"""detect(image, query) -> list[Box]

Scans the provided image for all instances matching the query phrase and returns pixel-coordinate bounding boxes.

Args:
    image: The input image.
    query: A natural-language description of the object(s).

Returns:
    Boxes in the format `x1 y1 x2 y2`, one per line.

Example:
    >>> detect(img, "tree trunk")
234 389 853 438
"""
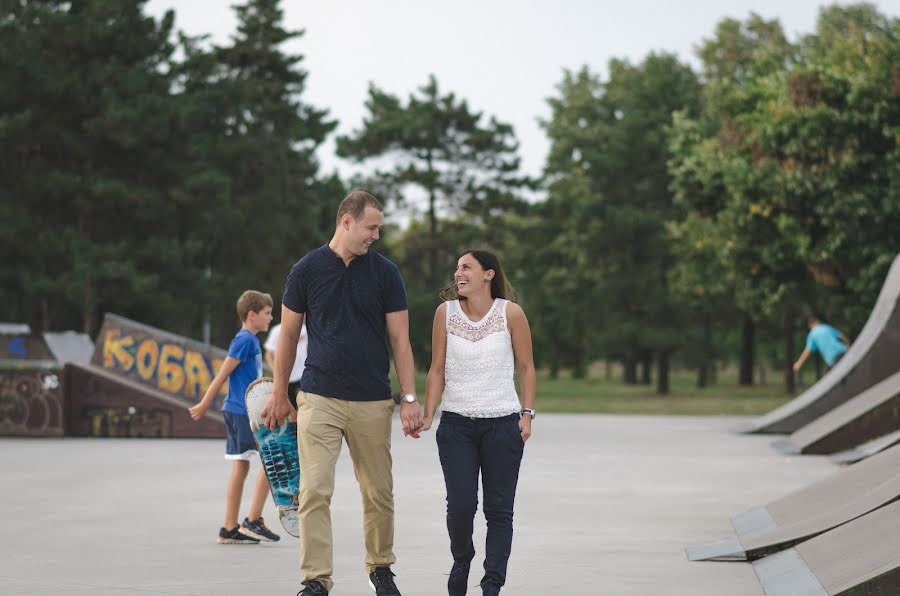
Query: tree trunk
739 312 755 386
572 348 587 379
623 353 638 384
784 306 796 393
657 350 671 395
640 350 653 385
697 312 712 388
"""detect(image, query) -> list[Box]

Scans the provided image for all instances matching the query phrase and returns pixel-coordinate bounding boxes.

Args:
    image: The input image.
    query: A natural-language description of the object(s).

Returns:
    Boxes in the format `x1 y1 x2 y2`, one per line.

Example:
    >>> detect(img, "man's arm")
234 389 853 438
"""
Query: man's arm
793 348 812 372
261 305 304 429
386 310 421 436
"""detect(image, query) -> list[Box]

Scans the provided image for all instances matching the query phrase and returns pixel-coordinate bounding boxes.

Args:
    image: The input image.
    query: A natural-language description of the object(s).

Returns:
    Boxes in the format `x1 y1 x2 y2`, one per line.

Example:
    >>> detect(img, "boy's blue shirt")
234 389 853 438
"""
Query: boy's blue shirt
221 329 262 416
805 323 847 367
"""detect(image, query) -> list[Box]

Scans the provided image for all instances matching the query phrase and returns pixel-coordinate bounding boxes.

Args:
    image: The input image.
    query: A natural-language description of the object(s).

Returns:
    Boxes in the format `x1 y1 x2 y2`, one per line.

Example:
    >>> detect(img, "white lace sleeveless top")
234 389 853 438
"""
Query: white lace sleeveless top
441 298 521 418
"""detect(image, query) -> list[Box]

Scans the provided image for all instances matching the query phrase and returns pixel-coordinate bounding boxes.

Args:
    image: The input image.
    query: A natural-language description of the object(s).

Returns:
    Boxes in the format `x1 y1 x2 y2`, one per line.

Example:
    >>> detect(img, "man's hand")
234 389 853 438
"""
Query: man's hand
400 401 422 438
261 391 296 430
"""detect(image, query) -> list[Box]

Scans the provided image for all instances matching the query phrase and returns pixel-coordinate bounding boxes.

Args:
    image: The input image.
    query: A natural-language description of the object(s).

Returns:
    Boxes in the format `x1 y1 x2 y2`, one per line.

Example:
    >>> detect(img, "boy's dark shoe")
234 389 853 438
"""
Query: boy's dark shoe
297 581 329 595
240 517 280 542
368 566 402 595
448 561 471 596
217 526 259 544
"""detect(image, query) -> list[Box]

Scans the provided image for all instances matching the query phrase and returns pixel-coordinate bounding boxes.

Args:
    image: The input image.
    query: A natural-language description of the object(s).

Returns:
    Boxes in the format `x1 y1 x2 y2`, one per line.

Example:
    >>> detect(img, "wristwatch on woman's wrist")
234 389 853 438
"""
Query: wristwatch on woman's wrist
401 393 418 405
521 408 536 418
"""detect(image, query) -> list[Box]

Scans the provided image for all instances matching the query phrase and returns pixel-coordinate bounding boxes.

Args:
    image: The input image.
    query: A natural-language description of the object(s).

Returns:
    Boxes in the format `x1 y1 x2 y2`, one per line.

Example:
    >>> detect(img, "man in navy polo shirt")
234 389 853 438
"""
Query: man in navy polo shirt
263 191 421 596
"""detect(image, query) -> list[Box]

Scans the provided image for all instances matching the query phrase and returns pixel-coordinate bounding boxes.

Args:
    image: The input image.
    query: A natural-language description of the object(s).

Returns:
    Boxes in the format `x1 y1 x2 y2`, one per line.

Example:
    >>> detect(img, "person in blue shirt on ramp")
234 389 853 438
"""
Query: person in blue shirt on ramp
793 314 851 372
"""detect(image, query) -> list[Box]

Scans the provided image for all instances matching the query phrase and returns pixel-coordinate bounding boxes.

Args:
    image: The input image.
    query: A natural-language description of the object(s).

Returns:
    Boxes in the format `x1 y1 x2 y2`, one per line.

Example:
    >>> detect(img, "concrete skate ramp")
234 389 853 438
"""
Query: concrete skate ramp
735 253 900 434
773 371 900 455
831 429 900 465
687 443 900 561
752 499 900 595
66 363 225 438
64 313 233 438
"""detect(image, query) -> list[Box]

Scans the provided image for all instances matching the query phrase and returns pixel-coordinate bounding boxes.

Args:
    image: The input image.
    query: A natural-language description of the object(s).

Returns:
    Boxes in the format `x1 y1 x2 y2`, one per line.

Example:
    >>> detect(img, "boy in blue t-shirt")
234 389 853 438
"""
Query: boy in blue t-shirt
189 290 276 544
793 314 851 372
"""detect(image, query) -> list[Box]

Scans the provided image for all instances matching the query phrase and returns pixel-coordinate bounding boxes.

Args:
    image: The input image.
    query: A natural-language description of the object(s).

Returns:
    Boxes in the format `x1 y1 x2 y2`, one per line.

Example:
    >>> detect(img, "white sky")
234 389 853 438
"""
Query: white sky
147 0 899 184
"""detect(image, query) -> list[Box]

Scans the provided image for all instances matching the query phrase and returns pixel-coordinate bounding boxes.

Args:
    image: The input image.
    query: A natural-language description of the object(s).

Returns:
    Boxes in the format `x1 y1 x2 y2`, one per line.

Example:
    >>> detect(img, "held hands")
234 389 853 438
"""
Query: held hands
400 401 423 439
261 392 296 430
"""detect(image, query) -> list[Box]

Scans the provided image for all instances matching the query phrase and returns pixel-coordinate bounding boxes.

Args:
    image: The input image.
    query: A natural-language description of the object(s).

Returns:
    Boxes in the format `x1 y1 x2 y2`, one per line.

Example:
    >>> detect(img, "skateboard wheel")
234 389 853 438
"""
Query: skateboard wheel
250 419 259 433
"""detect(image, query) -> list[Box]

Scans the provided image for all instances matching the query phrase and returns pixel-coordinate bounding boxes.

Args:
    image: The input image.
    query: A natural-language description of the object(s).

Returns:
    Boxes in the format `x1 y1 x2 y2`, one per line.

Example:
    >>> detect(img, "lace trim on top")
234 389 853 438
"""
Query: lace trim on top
447 300 505 342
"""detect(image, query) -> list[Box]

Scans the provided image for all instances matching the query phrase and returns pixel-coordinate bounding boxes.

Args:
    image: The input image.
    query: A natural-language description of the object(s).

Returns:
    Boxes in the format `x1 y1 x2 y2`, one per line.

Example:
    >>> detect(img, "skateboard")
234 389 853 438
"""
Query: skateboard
244 377 300 538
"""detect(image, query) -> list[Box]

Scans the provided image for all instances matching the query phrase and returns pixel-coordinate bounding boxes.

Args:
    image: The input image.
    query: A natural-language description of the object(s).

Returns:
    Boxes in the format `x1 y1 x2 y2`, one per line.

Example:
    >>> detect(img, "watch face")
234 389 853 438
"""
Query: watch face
402 394 416 403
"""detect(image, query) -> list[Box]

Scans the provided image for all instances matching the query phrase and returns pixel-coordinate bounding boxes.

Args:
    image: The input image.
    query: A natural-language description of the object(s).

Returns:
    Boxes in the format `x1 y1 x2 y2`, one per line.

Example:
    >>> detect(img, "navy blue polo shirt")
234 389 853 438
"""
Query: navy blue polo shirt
282 245 408 401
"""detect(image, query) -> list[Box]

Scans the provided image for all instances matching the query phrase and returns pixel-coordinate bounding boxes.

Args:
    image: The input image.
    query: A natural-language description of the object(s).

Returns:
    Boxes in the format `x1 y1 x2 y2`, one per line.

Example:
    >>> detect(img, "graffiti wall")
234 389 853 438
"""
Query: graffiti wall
91 314 230 406
0 367 65 437
66 363 225 438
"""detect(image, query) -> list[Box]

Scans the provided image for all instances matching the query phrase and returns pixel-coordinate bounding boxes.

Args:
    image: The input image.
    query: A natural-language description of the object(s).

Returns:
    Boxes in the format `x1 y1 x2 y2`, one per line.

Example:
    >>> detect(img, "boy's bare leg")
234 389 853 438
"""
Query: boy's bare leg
247 469 270 521
224 460 250 529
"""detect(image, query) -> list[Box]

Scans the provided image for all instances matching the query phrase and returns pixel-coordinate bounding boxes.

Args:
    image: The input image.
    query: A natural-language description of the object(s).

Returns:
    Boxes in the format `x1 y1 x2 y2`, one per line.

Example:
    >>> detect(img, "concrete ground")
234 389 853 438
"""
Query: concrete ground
0 414 836 595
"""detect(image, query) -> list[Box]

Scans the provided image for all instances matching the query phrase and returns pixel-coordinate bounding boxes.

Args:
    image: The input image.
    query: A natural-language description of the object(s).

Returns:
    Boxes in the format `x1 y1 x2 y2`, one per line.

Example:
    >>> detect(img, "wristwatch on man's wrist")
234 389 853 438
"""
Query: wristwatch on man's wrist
401 393 418 405
521 408 536 419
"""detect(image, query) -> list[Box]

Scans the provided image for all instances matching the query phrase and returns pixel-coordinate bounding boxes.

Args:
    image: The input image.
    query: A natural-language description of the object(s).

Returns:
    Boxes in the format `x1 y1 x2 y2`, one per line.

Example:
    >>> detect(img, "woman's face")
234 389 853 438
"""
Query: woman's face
455 253 492 298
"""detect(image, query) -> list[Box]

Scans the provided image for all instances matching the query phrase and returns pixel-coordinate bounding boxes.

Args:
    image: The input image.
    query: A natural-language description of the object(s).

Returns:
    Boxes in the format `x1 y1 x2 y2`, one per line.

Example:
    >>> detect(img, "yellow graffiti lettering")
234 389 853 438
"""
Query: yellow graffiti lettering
183 351 213 399
102 330 135 371
158 344 185 394
211 358 229 396
135 339 159 382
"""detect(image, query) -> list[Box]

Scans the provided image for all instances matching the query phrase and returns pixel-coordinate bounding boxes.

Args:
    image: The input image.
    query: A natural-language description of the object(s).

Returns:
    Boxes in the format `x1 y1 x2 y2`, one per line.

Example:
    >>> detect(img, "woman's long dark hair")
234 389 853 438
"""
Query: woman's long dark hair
440 249 516 302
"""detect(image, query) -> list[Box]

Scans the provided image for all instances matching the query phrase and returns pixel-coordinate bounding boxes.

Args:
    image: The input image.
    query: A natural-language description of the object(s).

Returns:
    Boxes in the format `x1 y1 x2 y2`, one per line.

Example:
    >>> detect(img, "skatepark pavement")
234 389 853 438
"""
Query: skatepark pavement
0 414 835 595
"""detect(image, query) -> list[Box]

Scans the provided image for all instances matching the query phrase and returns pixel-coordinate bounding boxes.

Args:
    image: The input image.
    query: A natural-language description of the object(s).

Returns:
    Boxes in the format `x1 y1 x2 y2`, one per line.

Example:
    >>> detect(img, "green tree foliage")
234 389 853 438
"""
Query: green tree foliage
0 0 188 334
539 56 701 391
668 5 900 391
175 0 336 344
336 75 527 290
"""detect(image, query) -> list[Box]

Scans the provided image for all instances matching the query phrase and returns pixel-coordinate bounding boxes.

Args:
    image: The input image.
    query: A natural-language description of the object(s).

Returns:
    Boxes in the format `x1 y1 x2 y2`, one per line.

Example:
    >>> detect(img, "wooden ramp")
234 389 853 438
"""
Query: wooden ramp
831 429 900 464
734 253 900 435
62 313 230 438
752 499 900 595
773 371 900 455
687 443 900 561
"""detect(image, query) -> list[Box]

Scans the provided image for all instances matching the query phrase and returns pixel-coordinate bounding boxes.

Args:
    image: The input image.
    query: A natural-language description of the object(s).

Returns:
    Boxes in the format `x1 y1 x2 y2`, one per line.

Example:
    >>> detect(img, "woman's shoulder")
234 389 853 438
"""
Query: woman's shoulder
503 300 526 320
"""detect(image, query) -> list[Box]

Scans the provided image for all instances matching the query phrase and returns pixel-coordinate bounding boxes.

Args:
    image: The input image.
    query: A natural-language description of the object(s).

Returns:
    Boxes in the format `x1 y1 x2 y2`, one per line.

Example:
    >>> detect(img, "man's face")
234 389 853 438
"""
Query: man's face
346 206 384 256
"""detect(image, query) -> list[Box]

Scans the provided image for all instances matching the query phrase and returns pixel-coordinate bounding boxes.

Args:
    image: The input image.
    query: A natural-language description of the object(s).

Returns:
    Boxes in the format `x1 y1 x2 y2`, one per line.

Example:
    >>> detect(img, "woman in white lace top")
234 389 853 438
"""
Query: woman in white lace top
418 249 536 596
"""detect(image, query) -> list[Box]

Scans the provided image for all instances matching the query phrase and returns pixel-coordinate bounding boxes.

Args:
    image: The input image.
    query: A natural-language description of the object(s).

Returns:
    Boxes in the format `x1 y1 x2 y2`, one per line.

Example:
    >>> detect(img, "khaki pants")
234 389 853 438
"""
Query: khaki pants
295 391 396 590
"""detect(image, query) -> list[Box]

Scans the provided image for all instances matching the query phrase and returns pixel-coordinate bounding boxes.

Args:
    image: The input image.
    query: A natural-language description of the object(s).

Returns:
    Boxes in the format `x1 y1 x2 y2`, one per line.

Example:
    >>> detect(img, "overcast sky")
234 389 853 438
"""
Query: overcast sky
146 0 899 183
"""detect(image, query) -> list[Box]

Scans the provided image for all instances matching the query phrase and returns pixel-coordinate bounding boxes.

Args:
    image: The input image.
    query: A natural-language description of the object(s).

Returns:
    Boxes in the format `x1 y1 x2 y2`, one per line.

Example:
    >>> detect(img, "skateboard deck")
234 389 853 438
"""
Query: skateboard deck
244 378 300 538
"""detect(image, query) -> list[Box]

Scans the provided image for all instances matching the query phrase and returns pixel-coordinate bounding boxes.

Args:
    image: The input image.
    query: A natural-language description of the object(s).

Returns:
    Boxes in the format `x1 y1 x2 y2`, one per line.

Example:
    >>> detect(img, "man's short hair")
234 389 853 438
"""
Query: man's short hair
336 191 383 226
237 290 273 322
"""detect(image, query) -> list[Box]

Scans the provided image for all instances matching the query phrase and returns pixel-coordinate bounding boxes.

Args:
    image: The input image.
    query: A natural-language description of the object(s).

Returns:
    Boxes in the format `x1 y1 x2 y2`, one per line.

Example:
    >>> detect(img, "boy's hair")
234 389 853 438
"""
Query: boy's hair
236 290 273 322
336 190 383 226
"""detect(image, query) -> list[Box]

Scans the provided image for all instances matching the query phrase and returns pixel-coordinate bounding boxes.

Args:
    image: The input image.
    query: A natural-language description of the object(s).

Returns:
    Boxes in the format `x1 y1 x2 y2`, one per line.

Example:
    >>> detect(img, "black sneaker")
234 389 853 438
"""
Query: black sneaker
368 566 401 595
240 517 280 542
297 581 329 595
217 526 259 544
448 561 470 596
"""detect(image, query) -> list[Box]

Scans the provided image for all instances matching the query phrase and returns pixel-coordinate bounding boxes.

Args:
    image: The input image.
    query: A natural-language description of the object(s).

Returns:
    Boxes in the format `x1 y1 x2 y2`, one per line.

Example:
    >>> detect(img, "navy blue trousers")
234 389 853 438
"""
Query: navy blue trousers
437 412 524 592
